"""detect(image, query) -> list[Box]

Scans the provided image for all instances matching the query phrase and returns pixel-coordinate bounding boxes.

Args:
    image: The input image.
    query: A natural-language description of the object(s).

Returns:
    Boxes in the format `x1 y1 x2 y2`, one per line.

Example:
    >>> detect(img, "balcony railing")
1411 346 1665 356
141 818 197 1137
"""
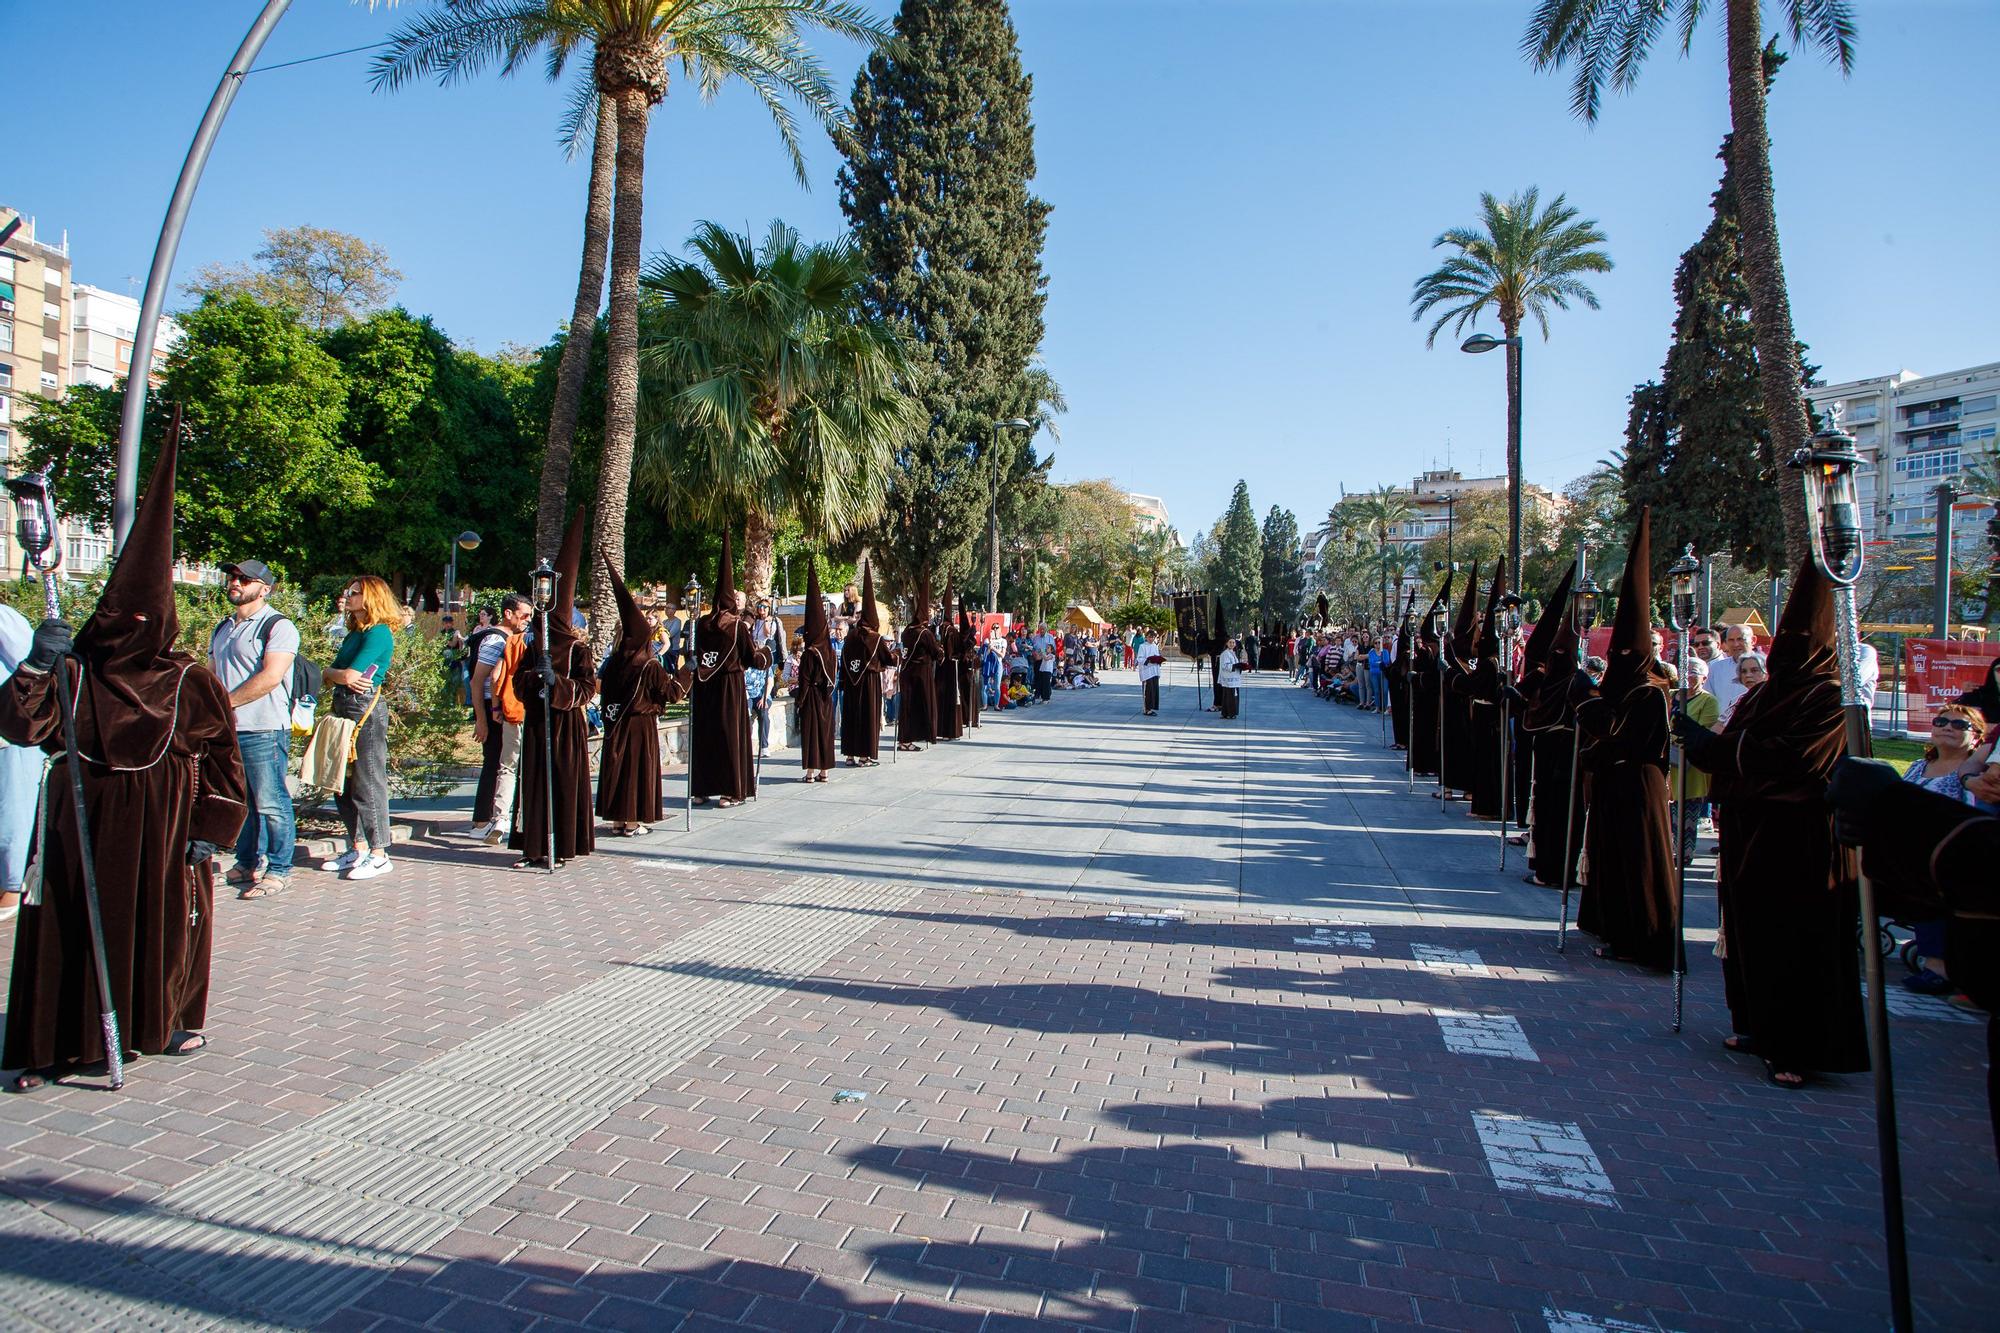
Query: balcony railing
1901 407 1961 430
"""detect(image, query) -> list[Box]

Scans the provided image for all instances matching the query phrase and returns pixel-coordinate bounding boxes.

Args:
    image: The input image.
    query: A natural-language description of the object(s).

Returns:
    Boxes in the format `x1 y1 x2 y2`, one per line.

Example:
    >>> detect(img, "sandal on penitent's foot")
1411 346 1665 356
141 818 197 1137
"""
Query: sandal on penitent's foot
163 1032 207 1057
6 1070 49 1094
1765 1064 1805 1090
1724 1035 1758 1055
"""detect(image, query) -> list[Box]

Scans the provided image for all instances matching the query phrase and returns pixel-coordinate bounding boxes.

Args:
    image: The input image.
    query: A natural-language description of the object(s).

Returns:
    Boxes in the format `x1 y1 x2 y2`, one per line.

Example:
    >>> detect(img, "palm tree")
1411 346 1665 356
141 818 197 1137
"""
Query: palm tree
634 220 920 597
371 4 612 560
1338 486 1419 623
1411 188 1611 586
376 0 894 634
1521 1 1856 570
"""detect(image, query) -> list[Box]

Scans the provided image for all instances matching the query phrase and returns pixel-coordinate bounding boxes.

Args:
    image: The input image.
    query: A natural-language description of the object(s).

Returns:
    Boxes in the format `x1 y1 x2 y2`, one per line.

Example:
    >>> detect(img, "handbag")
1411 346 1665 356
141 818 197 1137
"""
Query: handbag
299 684 381 794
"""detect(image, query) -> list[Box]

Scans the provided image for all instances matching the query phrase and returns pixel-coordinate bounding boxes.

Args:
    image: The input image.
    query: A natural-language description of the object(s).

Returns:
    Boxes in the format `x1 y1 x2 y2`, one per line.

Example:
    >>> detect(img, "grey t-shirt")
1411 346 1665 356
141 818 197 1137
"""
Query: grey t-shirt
210 607 301 734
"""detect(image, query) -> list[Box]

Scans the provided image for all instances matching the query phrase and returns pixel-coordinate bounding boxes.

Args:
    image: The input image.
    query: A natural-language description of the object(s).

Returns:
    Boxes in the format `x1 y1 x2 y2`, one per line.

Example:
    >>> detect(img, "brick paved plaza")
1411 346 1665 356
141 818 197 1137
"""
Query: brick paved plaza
1 669 1994 1331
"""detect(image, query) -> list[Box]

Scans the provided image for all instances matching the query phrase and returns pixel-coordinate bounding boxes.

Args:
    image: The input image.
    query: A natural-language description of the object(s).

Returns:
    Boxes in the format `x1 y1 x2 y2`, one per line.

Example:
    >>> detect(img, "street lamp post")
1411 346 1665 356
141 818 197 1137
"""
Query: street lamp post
444 529 482 634
990 418 1035 613
1665 544 1701 1033
1556 565 1600 953
1791 416 1911 1333
1461 333 1525 584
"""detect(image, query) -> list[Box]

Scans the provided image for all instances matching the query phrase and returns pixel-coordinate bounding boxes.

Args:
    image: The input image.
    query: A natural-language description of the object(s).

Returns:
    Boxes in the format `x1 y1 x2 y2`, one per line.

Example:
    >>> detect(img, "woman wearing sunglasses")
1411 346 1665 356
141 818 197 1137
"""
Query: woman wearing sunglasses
1897 702 1989 996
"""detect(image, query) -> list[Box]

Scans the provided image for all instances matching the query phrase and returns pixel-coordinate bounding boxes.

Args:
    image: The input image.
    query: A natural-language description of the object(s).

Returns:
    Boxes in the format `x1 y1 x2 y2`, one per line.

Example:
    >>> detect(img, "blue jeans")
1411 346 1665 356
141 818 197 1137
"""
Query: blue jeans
234 728 297 877
1369 668 1387 705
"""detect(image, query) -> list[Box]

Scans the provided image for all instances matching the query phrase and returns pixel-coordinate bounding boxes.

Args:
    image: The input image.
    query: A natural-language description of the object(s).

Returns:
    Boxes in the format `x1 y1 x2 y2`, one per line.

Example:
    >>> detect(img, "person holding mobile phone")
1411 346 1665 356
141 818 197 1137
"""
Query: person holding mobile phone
320 576 399 881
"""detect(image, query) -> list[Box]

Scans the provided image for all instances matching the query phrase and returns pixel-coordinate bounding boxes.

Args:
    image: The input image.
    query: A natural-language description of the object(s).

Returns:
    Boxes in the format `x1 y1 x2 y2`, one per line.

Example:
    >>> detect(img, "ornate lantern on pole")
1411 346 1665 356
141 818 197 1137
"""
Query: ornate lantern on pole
1792 410 1911 1333
1665 543 1702 1031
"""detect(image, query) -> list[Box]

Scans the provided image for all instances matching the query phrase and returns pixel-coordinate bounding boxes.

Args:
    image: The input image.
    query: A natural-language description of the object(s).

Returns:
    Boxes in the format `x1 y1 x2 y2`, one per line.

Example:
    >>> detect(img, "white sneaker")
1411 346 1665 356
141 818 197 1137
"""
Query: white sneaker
320 848 362 873
345 852 392 881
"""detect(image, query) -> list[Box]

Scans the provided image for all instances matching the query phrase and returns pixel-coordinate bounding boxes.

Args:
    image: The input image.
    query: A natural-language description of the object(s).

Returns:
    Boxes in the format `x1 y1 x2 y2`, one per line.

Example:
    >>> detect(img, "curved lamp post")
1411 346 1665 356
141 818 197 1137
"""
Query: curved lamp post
444 530 482 632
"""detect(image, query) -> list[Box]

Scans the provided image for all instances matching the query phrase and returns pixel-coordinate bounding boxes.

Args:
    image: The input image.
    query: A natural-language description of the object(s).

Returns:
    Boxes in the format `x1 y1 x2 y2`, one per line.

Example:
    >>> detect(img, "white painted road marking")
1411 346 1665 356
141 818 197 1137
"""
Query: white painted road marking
1434 1009 1539 1061
1544 1310 1658 1333
1879 983 1982 1025
1413 943 1490 976
1473 1112 1616 1207
1294 928 1376 950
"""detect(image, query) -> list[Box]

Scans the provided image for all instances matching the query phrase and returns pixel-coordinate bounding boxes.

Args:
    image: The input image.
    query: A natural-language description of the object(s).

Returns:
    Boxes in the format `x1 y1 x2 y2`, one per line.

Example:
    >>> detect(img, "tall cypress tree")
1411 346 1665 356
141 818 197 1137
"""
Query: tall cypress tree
1622 44 1807 578
838 0 1051 609
1258 505 1304 631
1214 482 1264 629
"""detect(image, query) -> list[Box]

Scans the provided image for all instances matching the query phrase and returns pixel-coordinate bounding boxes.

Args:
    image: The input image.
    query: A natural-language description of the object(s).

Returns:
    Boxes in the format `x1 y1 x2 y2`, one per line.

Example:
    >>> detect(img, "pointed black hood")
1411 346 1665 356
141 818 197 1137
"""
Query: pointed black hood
1521 562 1576 677
1450 560 1480 660
549 506 587 642
1600 507 1656 698
1475 557 1507 658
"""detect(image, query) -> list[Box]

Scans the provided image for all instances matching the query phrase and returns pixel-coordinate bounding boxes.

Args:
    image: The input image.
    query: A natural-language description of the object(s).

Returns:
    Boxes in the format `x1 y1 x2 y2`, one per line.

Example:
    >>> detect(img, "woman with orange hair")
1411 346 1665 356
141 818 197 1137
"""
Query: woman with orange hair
320 575 399 882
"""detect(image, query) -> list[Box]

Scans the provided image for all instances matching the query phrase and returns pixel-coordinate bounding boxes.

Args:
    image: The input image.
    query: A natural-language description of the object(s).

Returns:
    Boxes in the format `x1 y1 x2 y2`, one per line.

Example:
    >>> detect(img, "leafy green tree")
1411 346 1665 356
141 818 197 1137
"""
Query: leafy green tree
13 382 129 525
319 309 538 598
1411 187 1611 576
378 0 893 648
183 224 403 331
1620 44 1805 580
1258 506 1305 630
634 220 918 598
839 0 1053 611
1333 486 1418 623
1522 0 1857 570
1212 481 1263 629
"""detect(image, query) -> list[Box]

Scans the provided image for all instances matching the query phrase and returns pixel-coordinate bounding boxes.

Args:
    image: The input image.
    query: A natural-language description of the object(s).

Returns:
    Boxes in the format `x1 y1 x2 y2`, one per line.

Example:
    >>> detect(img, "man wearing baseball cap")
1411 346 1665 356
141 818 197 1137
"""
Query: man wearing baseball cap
211 559 300 898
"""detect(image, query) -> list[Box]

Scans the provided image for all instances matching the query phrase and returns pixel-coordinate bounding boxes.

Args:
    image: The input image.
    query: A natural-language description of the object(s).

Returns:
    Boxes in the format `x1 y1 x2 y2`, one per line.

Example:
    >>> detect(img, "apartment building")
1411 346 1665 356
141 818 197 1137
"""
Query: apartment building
0 207 73 578
71 284 178 389
1806 361 1999 555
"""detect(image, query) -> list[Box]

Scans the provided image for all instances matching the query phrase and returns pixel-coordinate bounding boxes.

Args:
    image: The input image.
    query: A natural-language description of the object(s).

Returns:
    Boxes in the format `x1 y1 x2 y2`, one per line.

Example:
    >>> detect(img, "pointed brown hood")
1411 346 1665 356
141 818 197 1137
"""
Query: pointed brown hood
599 555 655 709
1450 560 1480 660
1419 571 1453 646
1475 557 1507 658
803 560 829 648
711 529 737 617
1727 557 1836 737
1520 562 1576 676
939 579 954 629
1600 507 1656 698
550 506 587 642
859 561 879 631
76 411 188 769
1316 593 1330 627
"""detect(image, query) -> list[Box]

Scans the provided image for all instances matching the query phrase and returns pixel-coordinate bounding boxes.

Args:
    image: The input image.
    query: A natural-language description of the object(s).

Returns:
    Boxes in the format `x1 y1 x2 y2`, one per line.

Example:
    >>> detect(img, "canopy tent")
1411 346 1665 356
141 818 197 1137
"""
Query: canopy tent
1062 604 1107 633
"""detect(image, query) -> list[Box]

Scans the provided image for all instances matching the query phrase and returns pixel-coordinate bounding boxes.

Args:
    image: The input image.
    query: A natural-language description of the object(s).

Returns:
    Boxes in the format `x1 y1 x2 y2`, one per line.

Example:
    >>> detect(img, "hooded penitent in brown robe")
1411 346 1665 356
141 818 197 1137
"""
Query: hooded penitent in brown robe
1681 560 1868 1078
1439 561 1481 796
958 605 981 730
795 561 836 776
513 507 597 865
897 588 943 748
596 557 688 827
2 429 248 1076
1410 574 1451 780
1519 564 1582 888
1388 598 1415 750
1574 508 1677 968
935 584 963 741
689 534 768 803
1455 560 1507 820
840 563 894 762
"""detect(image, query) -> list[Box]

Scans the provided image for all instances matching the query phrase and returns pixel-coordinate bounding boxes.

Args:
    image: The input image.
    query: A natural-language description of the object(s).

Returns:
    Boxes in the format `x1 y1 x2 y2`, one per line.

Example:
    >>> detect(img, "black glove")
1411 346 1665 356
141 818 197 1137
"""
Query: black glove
1826 756 1901 848
24 618 73 674
1500 683 1526 708
1673 713 1723 767
187 840 219 867
536 662 559 693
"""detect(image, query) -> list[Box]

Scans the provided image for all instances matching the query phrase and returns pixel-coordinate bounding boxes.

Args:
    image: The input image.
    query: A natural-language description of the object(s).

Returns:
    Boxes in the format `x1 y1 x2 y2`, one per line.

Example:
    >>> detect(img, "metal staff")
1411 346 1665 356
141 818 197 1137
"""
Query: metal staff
6 471 124 1089
1399 589 1419 792
1498 595 1521 871
1666 545 1701 1032
1557 560 1600 953
683 575 700 827
1792 418 1911 1333
529 558 558 874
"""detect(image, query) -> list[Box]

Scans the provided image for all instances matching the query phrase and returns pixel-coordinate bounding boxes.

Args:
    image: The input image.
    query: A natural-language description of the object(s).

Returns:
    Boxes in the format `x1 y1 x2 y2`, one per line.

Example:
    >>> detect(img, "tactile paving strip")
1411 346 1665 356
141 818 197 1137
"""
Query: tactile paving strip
85 874 920 1327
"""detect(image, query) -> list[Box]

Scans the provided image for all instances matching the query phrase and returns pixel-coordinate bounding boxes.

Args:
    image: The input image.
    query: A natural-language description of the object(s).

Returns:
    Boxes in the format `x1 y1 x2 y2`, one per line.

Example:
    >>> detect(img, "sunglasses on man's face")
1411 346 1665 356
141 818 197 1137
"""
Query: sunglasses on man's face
1933 716 1974 732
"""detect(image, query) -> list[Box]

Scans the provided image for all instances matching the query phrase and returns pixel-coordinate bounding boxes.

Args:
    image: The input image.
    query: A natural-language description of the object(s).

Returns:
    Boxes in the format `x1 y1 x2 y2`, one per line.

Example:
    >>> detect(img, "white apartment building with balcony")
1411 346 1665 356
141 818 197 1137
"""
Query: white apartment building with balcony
71 284 179 389
1806 361 1999 555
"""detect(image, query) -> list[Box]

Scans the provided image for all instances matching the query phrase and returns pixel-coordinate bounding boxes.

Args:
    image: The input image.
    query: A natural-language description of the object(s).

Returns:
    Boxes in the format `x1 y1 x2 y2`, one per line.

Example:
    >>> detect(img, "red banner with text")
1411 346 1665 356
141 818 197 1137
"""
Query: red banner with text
1903 638 2000 715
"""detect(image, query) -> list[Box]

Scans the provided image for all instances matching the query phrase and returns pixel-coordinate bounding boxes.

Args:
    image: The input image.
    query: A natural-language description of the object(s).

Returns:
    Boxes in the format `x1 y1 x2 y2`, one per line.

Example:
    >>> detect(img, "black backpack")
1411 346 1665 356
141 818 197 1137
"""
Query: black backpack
215 614 322 711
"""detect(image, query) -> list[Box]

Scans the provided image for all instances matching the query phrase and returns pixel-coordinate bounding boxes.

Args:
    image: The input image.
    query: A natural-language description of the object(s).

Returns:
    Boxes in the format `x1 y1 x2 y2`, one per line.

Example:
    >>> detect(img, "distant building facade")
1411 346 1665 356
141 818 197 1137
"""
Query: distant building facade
1806 362 1999 559
71 284 179 389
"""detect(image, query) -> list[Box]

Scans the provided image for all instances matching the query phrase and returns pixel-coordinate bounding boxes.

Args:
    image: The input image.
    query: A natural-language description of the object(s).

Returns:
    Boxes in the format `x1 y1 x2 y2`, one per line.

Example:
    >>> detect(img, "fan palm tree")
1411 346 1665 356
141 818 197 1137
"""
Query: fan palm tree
1337 486 1419 623
1411 188 1611 589
635 220 920 597
375 0 894 635
1520 1 1857 570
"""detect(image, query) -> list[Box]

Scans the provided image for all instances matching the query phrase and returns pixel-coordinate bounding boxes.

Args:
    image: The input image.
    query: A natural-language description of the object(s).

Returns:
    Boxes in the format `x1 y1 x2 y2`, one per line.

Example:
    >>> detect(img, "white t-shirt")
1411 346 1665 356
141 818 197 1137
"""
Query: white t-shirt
1708 654 1745 717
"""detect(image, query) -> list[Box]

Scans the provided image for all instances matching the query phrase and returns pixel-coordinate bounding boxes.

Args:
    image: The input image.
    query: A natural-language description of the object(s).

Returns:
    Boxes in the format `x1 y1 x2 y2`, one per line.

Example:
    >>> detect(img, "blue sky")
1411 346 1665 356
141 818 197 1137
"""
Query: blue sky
11 1 1996 542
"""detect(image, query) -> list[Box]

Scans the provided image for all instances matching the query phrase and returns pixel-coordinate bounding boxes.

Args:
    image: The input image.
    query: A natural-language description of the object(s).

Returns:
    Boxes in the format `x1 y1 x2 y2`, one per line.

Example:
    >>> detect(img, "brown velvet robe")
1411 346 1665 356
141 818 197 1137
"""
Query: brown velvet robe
1574 671 1678 968
1 659 247 1069
512 631 597 862
958 614 981 731
596 660 686 825
796 643 836 772
690 612 767 801
935 623 963 741
1409 639 1442 778
840 629 894 760
897 626 943 746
